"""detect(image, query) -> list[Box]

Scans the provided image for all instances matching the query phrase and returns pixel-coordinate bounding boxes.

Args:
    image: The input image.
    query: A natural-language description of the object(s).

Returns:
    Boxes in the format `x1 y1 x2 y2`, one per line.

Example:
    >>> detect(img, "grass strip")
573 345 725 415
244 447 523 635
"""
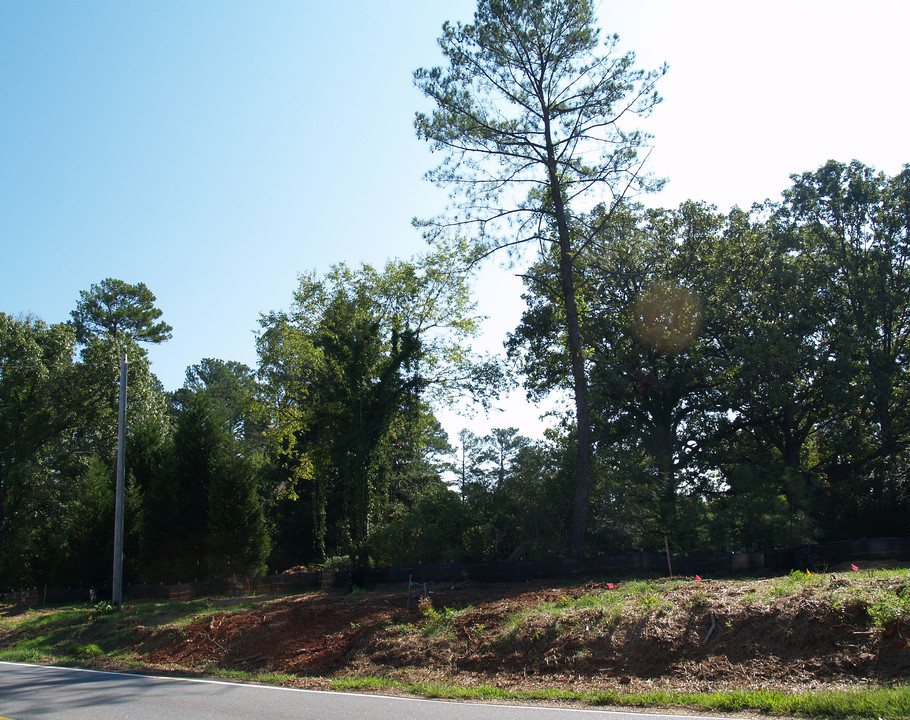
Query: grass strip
206 667 298 685
331 676 910 719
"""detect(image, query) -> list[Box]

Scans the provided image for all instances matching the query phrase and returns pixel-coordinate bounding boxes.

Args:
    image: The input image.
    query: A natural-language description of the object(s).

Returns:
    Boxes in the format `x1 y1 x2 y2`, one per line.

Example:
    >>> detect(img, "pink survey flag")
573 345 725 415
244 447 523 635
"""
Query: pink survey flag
851 563 859 571
606 583 615 589
695 575 702 582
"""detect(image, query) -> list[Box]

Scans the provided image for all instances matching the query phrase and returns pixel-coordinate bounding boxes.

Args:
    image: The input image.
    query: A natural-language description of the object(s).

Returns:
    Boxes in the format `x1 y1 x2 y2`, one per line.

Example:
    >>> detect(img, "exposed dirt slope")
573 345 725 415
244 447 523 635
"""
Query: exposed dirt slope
140 568 910 695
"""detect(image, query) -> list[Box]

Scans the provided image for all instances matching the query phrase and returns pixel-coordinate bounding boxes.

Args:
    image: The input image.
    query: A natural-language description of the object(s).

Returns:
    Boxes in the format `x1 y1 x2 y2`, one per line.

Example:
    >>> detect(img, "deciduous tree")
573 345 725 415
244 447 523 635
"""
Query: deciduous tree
0 314 79 581
257 247 490 562
780 160 910 536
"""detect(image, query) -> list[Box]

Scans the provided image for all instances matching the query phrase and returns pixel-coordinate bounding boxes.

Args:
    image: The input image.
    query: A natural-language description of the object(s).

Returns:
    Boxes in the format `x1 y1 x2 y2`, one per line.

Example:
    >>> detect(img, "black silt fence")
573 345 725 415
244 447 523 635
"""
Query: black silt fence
4 537 908 606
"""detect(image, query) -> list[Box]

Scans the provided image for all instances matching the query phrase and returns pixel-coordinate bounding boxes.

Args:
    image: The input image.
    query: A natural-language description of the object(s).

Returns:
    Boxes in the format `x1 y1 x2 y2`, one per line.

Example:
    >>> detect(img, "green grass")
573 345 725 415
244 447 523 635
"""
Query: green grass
206 667 297 685
420 605 466 637
330 675 391 691
62 642 104 659
764 568 823 599
863 567 910 581
0 606 104 665
331 676 910 718
0 595 276 667
634 589 672 614
686 588 711 609
0 647 45 664
499 577 682 643
802 568 910 631
736 568 910 630
868 590 910 628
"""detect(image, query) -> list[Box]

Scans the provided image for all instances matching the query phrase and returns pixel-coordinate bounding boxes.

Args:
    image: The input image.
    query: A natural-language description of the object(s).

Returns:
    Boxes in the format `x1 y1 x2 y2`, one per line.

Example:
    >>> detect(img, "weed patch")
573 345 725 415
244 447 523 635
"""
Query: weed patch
62 642 104 660
420 605 466 637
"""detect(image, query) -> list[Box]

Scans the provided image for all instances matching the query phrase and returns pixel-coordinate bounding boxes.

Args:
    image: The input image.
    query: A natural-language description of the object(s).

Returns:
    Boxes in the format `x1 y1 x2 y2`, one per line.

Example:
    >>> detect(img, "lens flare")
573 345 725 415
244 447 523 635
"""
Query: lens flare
633 283 703 353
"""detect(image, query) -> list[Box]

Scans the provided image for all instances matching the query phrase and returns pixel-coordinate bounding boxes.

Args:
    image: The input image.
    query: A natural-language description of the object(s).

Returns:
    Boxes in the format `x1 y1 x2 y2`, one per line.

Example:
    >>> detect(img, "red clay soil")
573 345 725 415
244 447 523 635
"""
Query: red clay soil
141 571 910 695
147 591 398 677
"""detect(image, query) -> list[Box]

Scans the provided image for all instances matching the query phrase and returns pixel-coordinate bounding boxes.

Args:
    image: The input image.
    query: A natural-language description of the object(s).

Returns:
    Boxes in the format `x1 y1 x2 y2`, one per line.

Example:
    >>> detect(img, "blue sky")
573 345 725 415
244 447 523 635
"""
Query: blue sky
3 1 909 441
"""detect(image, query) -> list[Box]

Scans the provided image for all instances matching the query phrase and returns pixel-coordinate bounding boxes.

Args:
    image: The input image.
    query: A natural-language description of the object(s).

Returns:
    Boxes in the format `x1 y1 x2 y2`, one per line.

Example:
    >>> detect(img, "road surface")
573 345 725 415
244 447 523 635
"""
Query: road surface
0 662 732 720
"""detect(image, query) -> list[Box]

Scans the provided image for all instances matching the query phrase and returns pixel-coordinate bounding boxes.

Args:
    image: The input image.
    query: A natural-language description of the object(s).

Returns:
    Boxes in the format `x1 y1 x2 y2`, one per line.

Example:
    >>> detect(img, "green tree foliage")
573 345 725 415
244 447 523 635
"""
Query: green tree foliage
415 0 665 555
5 159 910 588
508 202 728 550
76 336 170 460
257 248 487 564
169 359 271 577
483 428 530 489
510 161 910 552
70 278 172 345
779 160 910 536
68 279 172 465
205 432 270 579
458 428 572 560
140 391 269 582
702 207 836 545
258 268 421 561
456 428 487 496
1 290 176 588
61 454 141 587
456 426 531 494
370 480 466 566
359 412 457 568
0 314 81 584
177 358 263 444
67 278 172 528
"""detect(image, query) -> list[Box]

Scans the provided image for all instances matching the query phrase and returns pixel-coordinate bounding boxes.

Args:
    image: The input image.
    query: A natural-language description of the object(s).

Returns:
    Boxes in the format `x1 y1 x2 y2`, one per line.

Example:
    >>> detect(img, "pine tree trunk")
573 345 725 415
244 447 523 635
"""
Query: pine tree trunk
547 157 592 558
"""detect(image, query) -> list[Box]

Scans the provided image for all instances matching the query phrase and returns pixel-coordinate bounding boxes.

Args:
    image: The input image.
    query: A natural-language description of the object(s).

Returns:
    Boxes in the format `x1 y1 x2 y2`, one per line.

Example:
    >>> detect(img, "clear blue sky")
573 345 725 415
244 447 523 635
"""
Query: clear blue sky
3 1 909 440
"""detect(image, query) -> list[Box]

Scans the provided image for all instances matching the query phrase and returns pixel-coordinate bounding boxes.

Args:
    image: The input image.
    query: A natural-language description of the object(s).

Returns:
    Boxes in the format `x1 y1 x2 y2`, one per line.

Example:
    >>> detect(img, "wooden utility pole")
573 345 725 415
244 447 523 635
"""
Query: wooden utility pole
112 353 127 609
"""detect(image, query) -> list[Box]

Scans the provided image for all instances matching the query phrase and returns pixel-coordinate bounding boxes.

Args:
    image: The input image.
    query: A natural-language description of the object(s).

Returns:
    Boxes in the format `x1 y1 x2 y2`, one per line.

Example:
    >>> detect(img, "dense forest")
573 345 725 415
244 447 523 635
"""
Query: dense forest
2 0 909 589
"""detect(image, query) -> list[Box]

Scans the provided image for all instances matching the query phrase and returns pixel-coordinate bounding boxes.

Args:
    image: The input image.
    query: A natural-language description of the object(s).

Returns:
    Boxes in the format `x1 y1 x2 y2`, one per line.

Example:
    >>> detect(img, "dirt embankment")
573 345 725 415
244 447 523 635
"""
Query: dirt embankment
139 570 910 695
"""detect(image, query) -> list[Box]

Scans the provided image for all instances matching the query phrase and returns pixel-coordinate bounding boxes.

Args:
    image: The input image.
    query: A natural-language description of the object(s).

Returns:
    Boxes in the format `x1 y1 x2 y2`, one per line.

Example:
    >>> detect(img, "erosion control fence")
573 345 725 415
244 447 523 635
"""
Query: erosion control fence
3 536 908 606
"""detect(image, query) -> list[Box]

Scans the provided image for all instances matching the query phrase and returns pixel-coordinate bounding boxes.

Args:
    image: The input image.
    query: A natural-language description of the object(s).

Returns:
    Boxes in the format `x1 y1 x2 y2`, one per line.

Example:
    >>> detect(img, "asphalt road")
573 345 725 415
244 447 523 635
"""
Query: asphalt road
0 662 730 720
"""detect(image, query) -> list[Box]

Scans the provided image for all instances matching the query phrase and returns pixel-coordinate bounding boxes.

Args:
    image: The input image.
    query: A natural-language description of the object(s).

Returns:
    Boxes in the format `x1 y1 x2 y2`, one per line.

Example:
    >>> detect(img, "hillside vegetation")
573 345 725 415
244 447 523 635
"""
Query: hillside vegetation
2 566 909 717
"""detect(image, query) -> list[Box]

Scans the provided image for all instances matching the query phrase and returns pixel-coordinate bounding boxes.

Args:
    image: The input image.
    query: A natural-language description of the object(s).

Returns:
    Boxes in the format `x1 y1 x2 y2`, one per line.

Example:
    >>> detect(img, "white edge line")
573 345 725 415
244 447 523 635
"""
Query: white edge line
0 661 732 720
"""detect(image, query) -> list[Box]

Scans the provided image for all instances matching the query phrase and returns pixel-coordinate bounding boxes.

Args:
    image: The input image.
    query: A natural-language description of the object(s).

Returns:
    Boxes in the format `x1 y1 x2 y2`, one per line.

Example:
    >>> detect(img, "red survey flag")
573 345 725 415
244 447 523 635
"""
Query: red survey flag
851 563 859 571
695 575 702 582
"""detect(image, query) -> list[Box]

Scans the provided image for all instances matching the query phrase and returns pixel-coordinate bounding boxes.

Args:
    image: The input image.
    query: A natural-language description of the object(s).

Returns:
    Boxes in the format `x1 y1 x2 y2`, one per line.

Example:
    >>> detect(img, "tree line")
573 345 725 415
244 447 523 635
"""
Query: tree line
3 157 907 589
2 0 908 589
